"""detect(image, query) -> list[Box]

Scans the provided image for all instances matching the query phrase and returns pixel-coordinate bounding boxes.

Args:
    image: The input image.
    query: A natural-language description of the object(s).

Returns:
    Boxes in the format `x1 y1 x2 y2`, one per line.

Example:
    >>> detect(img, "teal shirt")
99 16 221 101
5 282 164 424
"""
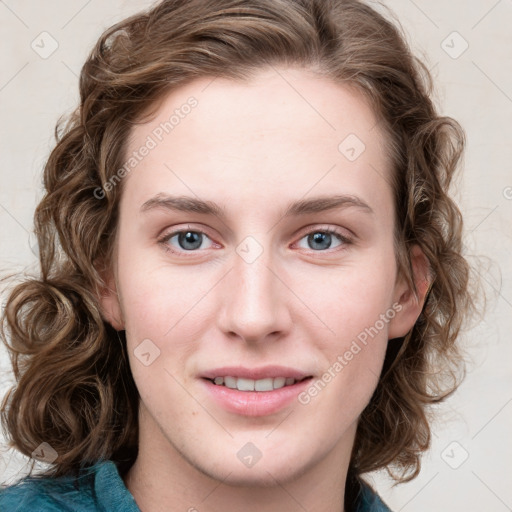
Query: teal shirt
0 460 392 511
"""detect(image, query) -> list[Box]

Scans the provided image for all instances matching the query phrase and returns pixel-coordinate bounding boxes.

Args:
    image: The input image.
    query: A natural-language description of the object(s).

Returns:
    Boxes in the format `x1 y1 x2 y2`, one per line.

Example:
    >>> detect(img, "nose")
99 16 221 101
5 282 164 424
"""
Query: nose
216 241 292 344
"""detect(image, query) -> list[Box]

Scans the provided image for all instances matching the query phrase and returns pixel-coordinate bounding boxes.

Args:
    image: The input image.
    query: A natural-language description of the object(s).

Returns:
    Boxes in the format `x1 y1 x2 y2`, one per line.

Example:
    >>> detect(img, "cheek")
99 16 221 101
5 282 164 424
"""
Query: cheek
116 256 210 394
301 260 397 341
299 279 392 424
296 257 396 408
117 252 204 335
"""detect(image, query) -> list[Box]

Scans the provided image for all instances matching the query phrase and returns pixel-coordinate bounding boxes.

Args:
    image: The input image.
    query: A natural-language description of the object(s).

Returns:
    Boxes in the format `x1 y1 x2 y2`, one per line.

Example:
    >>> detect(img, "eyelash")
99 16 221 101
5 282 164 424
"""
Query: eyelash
157 225 353 257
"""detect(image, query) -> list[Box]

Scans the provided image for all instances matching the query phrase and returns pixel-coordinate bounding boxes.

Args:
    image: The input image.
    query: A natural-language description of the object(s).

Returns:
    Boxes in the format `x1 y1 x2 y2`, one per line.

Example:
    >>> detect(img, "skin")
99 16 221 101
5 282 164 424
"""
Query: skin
100 66 430 512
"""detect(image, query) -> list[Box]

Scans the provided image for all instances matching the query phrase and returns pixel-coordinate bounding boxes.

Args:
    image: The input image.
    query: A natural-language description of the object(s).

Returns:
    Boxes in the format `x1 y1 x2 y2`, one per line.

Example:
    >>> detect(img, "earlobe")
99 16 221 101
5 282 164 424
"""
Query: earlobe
388 245 432 339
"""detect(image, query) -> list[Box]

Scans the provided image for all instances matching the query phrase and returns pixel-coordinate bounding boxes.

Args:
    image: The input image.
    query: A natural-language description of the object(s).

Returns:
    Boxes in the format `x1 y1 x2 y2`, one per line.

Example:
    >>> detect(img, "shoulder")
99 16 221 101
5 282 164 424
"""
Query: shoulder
0 472 94 512
356 480 394 512
0 460 140 512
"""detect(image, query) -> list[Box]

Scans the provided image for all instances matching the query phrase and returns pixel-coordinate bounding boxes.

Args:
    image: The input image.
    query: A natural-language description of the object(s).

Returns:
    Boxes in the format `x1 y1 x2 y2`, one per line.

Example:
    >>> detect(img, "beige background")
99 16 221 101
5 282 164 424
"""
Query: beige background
1 0 511 510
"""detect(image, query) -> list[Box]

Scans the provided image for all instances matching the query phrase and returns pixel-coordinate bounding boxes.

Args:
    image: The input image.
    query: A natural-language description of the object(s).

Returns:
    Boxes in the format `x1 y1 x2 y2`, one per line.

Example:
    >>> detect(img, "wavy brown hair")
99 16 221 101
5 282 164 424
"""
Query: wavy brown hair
1 0 474 486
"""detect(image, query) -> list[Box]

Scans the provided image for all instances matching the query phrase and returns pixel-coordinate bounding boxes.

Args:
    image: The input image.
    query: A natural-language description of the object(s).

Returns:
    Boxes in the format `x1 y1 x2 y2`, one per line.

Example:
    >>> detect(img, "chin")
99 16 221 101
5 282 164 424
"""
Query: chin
184 443 320 488
210 463 301 488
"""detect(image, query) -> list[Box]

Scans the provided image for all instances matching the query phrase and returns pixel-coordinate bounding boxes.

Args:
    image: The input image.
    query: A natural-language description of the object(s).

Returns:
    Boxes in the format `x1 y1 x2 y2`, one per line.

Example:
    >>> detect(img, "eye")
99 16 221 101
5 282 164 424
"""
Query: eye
158 225 353 257
159 227 215 254
295 227 352 252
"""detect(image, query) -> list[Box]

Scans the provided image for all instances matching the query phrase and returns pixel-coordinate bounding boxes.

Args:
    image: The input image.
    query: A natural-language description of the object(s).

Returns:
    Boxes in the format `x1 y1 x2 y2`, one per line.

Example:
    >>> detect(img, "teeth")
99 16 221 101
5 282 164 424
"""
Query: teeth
255 378 273 391
273 377 286 389
224 376 237 389
212 376 298 391
237 378 254 391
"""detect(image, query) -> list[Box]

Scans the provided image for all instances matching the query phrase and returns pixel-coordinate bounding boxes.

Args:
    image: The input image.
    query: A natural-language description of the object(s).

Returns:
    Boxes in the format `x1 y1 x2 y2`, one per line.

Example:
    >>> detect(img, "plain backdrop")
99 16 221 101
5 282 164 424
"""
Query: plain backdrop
0 1 511 510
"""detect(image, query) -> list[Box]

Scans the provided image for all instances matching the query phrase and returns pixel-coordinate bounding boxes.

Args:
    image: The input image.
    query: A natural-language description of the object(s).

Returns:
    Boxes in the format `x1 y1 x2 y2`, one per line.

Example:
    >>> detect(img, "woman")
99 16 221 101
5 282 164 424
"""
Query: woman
0 0 473 510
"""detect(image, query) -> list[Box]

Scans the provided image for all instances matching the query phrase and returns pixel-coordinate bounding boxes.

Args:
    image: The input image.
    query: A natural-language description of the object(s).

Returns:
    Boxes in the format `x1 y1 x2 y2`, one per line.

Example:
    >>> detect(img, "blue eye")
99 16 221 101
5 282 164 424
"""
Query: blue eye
158 226 352 257
162 230 214 253
296 229 350 251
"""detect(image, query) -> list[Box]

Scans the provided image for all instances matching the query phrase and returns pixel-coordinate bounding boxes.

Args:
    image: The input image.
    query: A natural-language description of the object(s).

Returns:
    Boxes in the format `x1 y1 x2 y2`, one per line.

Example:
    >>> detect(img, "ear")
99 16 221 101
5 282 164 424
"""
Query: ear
96 262 125 331
388 245 432 339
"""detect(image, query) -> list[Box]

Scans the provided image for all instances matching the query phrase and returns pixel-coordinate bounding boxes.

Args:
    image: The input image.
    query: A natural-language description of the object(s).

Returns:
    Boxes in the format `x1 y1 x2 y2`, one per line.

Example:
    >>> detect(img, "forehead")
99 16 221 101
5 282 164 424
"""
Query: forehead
121 66 393 218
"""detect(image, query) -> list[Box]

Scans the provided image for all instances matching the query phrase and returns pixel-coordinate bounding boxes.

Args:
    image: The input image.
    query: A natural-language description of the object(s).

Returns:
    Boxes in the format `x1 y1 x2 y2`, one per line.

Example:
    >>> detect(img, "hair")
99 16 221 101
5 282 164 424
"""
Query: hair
1 0 474 491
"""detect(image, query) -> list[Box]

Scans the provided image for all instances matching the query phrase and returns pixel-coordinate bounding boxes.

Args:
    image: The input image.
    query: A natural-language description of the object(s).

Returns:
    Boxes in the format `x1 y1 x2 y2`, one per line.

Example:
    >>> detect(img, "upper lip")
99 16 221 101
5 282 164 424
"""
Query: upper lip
201 365 311 381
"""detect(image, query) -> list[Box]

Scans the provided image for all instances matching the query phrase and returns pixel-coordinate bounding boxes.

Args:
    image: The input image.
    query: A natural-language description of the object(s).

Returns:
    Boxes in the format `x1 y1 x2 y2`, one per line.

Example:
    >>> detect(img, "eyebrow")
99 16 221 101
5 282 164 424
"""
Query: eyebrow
140 193 374 219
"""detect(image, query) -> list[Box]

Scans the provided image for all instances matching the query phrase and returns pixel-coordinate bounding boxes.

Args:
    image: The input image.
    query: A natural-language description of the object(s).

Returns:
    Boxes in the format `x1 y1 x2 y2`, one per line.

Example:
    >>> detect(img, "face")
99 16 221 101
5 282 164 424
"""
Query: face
101 66 424 486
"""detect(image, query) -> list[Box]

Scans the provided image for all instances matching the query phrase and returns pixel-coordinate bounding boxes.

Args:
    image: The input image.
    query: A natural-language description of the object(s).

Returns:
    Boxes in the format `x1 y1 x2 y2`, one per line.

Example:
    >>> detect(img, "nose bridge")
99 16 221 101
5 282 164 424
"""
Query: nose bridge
218 236 289 342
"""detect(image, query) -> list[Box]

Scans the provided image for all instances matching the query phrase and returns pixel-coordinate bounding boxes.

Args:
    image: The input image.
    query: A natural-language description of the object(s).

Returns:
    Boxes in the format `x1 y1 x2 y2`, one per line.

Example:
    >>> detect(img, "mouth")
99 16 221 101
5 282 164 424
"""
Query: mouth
200 366 314 416
205 375 311 392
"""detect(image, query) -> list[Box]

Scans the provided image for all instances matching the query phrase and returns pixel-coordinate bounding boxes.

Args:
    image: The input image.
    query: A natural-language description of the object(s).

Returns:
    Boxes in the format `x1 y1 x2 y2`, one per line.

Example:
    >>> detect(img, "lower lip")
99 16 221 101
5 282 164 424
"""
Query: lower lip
201 378 313 417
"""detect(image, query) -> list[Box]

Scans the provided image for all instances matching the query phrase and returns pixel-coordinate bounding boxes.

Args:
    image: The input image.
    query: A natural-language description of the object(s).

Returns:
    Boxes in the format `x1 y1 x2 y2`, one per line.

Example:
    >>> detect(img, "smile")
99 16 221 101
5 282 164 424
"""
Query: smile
200 366 314 416
208 376 305 391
